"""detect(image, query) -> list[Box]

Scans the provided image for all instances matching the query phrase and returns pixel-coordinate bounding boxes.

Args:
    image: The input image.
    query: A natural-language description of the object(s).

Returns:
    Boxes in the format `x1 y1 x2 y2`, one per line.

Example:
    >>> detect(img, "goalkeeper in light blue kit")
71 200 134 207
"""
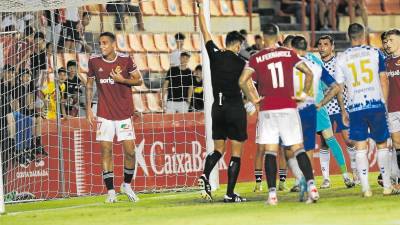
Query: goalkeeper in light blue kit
335 23 400 197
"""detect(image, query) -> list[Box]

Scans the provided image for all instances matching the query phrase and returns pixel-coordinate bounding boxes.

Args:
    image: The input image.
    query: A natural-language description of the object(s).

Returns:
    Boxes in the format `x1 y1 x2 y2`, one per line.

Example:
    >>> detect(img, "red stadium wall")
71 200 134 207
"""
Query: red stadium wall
5 113 379 199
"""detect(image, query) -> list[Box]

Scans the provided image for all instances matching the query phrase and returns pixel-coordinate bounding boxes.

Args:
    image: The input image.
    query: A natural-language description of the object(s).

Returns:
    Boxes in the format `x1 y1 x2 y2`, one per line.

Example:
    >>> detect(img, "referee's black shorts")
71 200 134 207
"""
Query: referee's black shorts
211 100 247 142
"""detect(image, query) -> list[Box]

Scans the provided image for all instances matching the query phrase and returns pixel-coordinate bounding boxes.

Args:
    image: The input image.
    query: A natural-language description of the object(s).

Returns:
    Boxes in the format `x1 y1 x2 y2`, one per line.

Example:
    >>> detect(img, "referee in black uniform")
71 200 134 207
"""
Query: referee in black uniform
196 0 249 203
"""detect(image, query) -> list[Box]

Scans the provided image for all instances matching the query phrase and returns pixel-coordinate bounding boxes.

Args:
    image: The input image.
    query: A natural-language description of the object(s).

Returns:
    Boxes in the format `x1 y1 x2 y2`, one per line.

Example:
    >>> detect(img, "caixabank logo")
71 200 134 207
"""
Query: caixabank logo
133 139 228 178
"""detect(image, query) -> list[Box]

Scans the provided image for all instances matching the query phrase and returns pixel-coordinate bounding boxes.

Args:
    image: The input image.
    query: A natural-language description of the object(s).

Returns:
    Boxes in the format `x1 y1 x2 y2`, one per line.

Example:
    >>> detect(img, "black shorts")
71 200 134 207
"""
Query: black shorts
212 101 247 142
62 20 80 41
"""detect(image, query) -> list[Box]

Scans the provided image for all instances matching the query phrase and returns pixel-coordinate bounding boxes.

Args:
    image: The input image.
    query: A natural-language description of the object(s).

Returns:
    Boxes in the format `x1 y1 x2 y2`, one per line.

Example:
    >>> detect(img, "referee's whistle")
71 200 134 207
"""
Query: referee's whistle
219 92 222 106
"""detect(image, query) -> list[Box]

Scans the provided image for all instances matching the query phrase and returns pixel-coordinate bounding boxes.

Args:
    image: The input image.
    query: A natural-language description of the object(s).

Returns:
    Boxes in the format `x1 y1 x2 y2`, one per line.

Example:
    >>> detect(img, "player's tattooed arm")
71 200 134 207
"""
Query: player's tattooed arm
196 0 212 43
316 83 340 110
239 68 261 105
336 84 346 113
380 72 389 105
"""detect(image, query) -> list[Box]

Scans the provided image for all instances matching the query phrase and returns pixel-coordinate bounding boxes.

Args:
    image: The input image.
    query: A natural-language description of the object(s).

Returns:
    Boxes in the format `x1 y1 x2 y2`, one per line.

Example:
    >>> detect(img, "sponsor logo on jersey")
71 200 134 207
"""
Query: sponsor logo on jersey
99 77 115 84
99 68 103 72
388 70 400 77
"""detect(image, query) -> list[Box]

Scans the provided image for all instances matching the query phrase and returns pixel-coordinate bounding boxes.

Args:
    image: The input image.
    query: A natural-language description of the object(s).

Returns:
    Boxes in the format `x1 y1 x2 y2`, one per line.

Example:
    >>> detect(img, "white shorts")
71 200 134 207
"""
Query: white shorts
166 101 189 113
256 108 303 146
388 111 400 133
96 117 135 142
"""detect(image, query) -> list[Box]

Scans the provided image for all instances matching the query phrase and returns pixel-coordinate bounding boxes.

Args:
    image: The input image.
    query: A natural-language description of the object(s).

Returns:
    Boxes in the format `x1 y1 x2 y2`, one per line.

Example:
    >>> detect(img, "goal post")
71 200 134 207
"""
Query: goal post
0 0 224 213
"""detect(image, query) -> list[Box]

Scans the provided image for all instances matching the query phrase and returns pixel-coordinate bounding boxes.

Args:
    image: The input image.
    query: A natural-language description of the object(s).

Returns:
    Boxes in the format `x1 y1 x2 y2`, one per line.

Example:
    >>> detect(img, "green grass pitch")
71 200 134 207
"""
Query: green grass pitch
1 172 399 225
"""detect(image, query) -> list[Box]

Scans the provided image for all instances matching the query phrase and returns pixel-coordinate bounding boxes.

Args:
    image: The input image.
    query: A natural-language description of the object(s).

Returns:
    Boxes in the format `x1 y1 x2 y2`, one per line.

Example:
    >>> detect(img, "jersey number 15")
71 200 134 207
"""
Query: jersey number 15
347 59 373 87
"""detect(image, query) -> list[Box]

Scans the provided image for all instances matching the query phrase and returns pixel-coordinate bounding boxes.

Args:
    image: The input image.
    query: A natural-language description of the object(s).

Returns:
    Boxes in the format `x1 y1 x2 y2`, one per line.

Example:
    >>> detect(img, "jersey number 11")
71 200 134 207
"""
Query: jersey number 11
267 62 284 88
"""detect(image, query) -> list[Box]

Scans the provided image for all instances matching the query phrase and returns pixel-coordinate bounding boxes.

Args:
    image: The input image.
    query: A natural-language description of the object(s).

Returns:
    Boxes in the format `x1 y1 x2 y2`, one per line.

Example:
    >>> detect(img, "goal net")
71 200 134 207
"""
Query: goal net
0 0 225 207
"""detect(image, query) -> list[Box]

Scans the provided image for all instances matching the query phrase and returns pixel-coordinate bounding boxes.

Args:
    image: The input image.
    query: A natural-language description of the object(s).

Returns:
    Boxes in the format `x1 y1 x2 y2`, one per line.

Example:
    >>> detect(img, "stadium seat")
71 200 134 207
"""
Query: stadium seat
232 0 247 16
132 93 149 113
383 0 400 14
160 53 171 71
192 33 201 51
166 0 182 15
188 53 201 70
147 53 163 72
154 33 170 52
210 0 222 16
183 33 195 51
64 53 77 68
180 0 198 16
213 34 224 49
140 0 156 15
369 32 382 49
132 53 148 71
167 33 177 51
365 0 384 14
141 33 158 52
154 0 169 15
78 53 89 73
116 33 132 52
128 33 145 52
146 92 163 112
219 0 234 16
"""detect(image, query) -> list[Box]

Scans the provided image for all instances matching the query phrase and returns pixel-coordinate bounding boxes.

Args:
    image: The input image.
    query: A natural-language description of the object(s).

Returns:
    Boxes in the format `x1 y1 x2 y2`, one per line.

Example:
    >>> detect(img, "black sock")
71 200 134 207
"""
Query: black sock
203 150 222 179
103 171 114 190
279 169 287 182
124 167 135 184
296 150 314 181
255 169 263 183
227 157 241 196
264 153 277 190
396 150 400 169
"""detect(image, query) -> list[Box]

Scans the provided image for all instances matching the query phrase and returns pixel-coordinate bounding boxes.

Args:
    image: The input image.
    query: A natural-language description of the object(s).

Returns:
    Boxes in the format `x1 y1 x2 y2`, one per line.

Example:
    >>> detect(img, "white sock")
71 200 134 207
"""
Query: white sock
288 157 304 181
342 172 350 180
108 189 116 194
377 148 391 189
391 149 400 178
347 146 357 174
319 148 330 180
355 150 370 192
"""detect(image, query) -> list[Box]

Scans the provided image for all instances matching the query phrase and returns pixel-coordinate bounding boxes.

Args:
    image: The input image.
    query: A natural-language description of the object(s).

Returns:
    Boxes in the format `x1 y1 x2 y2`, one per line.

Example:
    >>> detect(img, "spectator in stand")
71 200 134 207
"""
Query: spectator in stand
5 26 35 72
43 9 62 46
248 34 263 55
59 6 83 53
1 65 18 171
77 12 93 53
280 0 319 29
30 32 47 81
170 32 186 67
337 1 368 30
41 68 68 120
106 0 145 31
190 65 204 112
162 51 194 113
317 0 339 30
65 60 87 116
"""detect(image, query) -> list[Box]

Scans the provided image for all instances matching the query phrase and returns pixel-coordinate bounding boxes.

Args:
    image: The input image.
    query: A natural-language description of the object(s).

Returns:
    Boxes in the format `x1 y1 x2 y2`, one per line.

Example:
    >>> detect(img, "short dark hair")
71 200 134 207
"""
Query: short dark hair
348 23 365 40
239 29 248 36
46 42 53 49
291 36 308 51
255 34 262 40
317 35 335 45
99 32 116 41
24 26 34 37
195 65 202 71
58 67 67 73
34 31 45 40
263 23 279 36
225 30 245 47
175 32 185 41
283 35 295 47
385 29 400 37
66 60 77 69
381 31 387 41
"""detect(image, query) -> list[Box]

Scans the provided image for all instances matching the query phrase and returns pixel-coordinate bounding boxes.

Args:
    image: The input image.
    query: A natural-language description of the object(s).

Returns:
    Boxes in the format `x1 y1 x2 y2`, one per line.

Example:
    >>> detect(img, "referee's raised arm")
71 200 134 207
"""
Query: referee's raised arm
196 0 212 43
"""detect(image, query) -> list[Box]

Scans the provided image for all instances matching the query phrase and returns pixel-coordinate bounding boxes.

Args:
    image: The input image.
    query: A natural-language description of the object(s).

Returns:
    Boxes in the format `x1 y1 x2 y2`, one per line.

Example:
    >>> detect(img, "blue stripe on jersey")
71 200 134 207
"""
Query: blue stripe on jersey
378 49 386 73
306 53 324 67
320 67 336 87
